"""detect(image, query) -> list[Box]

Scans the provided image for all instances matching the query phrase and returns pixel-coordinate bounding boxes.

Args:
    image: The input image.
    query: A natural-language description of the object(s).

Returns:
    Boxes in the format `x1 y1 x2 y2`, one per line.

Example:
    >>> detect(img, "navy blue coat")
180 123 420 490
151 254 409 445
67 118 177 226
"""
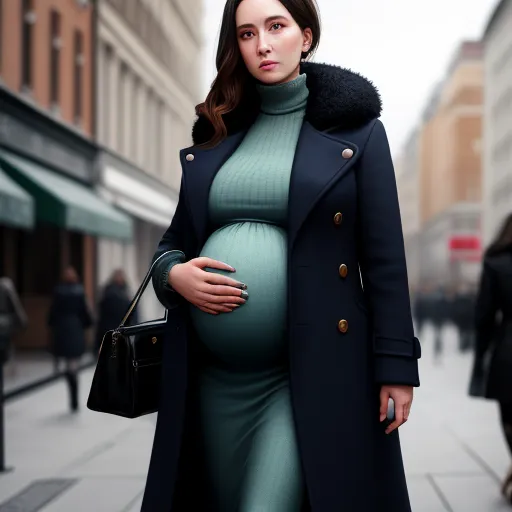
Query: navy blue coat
141 62 421 512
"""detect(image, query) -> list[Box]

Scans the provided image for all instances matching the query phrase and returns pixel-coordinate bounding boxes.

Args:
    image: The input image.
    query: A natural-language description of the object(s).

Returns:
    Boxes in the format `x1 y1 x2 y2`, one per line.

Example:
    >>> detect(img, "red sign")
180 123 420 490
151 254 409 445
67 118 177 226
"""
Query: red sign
448 236 481 262
449 236 480 251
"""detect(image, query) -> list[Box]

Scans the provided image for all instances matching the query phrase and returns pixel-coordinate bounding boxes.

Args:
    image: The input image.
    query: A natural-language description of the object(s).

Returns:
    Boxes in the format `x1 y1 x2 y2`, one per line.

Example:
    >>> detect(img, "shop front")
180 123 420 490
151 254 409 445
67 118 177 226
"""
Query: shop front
418 202 482 289
96 149 179 322
0 88 132 350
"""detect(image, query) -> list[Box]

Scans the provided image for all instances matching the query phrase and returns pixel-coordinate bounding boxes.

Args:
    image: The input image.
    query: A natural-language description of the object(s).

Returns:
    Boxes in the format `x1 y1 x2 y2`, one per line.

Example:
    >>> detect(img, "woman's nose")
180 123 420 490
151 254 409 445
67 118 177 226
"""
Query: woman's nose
258 36 271 55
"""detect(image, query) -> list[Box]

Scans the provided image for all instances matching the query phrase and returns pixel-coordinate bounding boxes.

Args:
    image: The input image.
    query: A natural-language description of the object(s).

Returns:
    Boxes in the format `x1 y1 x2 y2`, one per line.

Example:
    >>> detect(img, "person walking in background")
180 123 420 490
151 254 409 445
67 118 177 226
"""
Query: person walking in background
469 213 512 503
0 278 27 471
412 284 428 336
47 266 93 412
141 0 421 509
0 277 27 366
94 269 138 354
453 281 476 352
429 285 447 364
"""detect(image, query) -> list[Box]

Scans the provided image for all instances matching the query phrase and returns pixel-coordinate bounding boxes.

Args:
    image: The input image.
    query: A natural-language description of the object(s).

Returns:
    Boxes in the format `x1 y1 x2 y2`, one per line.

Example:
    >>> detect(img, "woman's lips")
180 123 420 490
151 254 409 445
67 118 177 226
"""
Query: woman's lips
260 62 278 71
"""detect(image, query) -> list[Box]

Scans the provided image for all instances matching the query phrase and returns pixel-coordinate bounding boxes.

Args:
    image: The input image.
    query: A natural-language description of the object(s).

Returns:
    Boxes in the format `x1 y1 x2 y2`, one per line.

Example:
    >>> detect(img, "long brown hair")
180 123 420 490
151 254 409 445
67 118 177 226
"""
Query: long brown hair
486 213 512 257
196 0 321 148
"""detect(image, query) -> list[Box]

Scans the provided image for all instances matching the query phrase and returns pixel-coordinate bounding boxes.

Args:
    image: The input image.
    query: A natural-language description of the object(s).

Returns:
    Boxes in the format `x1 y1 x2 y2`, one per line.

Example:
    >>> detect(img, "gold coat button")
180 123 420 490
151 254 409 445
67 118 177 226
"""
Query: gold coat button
342 148 354 159
339 264 348 278
333 212 343 225
338 319 348 333
185 153 194 162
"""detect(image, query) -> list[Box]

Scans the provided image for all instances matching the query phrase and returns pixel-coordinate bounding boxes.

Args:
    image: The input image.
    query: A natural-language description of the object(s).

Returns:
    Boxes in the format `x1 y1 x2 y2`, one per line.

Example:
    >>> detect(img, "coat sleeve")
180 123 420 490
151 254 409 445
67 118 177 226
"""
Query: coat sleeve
151 177 189 310
356 120 421 387
473 259 498 360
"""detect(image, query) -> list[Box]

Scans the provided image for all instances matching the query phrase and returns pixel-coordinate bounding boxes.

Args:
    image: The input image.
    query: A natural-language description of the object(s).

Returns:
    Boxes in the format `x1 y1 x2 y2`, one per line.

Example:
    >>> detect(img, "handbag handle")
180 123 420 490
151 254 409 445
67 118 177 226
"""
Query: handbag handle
117 250 174 330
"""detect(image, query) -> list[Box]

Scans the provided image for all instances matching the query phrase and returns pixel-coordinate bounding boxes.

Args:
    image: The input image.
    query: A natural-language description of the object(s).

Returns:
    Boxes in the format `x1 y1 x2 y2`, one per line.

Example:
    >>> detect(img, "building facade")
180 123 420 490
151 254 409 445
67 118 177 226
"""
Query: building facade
482 0 512 247
95 0 203 321
395 129 421 293
417 41 484 287
0 0 132 348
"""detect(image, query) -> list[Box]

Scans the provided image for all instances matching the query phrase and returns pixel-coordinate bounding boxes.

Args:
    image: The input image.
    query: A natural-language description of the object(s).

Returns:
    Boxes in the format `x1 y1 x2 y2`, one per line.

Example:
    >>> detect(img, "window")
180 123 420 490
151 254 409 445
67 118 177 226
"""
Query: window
50 9 61 106
73 30 84 123
118 62 127 153
156 100 163 176
131 76 139 160
103 44 113 144
145 89 154 171
21 0 35 89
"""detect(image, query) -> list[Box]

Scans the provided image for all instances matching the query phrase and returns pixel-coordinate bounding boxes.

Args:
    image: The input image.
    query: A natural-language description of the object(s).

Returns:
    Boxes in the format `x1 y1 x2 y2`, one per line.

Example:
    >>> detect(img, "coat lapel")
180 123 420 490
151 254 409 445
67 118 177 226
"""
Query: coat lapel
288 122 360 250
179 131 246 246
180 122 360 250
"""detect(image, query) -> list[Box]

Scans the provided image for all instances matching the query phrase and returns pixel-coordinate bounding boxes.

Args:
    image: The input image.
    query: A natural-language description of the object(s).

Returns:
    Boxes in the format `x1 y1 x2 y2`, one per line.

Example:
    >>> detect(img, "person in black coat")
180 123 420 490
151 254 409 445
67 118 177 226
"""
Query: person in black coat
94 269 137 353
140 0 421 510
0 277 27 365
469 213 512 502
452 282 476 352
412 284 430 335
47 266 93 412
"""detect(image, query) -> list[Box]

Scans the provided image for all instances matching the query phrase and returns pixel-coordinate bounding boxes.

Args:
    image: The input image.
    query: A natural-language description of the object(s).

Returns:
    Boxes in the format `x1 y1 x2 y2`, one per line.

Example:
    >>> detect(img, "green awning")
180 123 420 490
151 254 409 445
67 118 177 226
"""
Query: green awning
0 150 133 241
0 164 34 229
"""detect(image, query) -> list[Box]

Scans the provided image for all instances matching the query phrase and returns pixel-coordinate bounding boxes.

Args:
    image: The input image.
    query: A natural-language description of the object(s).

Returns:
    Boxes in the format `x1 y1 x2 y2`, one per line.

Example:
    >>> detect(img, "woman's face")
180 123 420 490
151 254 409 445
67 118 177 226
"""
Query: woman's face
236 0 312 85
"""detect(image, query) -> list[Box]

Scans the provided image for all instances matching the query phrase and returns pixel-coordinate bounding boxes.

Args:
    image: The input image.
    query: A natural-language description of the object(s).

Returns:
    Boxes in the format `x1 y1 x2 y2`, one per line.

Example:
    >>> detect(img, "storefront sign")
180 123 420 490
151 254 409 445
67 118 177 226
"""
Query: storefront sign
448 235 481 261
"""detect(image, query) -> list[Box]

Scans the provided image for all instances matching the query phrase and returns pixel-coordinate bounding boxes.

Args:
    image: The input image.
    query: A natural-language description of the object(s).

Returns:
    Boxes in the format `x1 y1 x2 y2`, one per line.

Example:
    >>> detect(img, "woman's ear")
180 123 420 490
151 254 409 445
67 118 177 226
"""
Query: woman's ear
302 27 313 53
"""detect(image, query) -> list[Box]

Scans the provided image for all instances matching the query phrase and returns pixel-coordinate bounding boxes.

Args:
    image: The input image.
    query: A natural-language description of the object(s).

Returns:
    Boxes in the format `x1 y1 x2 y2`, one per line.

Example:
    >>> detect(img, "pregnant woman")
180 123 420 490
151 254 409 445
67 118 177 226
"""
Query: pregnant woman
141 0 422 511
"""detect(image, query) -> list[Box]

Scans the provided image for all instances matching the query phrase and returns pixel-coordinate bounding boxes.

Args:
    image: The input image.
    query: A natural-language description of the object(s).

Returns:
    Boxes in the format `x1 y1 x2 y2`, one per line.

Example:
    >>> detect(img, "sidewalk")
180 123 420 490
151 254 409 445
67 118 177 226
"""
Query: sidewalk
3 352 94 394
0 323 509 511
401 323 510 511
0 368 153 511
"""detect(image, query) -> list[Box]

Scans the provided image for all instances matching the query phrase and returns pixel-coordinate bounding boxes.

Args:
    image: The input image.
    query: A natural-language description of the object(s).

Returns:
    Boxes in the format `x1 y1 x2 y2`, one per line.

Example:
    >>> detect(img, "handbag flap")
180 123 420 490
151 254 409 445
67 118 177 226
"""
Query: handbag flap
128 323 166 363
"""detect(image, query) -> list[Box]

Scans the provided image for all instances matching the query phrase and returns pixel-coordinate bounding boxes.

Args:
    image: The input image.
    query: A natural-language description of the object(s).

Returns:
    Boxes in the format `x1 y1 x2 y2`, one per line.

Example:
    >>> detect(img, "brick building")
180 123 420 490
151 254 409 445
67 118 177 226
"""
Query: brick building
418 41 484 287
0 0 132 349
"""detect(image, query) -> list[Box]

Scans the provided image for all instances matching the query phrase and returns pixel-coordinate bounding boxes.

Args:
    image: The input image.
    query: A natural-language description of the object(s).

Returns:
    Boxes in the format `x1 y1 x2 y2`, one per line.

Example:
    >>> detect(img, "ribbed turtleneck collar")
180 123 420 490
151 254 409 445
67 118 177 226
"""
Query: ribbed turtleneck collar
256 73 309 115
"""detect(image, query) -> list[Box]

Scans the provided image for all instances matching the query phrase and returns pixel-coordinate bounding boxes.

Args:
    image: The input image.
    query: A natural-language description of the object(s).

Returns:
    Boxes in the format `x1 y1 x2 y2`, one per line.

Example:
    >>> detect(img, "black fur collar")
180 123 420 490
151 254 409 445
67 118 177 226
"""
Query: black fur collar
192 62 382 145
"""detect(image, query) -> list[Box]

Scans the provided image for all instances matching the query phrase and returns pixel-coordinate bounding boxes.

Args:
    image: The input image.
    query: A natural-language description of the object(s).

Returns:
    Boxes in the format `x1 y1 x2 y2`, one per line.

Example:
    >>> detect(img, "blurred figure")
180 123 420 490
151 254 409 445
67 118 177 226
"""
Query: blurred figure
452 281 476 352
413 284 429 336
94 269 137 353
0 278 27 471
47 266 93 412
429 285 446 364
469 213 512 502
0 277 27 365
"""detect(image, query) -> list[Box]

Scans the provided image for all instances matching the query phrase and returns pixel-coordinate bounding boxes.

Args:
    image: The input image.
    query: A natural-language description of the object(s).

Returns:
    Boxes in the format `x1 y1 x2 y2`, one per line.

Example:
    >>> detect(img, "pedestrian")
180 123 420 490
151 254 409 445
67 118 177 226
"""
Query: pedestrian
47 266 93 412
453 282 476 352
94 269 137 354
412 284 428 336
428 285 446 364
469 212 512 503
0 277 27 366
141 0 421 510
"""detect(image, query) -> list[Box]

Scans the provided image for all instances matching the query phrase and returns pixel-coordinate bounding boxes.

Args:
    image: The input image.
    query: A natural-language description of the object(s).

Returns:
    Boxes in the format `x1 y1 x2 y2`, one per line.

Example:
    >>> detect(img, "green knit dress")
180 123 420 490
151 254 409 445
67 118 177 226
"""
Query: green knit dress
189 74 308 511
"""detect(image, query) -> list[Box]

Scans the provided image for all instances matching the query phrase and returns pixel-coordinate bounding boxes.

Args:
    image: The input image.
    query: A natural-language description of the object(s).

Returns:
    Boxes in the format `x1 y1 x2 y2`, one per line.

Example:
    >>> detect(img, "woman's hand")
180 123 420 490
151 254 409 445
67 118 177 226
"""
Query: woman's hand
379 385 413 434
169 257 247 315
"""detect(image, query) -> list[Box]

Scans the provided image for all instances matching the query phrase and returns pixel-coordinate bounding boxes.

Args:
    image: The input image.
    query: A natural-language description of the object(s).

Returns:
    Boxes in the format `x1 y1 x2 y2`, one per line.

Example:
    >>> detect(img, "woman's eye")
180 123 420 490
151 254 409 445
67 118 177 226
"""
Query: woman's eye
270 23 283 30
240 31 253 39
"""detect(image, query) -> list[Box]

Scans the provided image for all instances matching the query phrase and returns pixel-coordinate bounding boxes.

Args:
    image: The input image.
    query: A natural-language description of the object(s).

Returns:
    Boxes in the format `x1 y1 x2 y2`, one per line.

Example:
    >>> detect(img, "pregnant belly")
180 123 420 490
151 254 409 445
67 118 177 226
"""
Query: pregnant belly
190 221 287 369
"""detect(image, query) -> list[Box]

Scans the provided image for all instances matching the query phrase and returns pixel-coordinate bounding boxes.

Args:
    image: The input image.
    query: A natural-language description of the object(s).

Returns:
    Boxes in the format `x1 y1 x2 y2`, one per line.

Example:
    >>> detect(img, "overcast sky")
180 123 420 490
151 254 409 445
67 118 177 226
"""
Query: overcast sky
200 0 499 157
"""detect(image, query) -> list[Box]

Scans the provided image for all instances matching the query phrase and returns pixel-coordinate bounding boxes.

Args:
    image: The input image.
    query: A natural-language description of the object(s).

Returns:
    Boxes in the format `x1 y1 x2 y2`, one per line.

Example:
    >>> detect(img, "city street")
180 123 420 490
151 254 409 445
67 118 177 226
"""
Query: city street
0 324 510 512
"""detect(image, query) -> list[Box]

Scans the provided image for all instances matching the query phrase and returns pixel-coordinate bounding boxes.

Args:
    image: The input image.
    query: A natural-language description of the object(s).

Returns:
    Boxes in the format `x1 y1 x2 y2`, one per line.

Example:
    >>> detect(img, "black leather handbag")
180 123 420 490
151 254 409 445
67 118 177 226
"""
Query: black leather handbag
87 251 172 418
